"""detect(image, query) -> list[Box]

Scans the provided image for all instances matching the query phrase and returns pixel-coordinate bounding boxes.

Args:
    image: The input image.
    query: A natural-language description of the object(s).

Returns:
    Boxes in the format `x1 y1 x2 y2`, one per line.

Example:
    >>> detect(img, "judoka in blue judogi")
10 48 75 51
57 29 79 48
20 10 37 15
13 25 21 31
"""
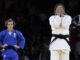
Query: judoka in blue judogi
0 19 25 60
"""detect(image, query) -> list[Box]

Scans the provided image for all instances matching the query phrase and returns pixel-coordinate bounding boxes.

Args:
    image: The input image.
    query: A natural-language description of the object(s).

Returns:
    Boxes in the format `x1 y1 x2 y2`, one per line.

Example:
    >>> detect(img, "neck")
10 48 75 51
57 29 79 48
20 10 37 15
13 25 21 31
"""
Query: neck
8 29 13 32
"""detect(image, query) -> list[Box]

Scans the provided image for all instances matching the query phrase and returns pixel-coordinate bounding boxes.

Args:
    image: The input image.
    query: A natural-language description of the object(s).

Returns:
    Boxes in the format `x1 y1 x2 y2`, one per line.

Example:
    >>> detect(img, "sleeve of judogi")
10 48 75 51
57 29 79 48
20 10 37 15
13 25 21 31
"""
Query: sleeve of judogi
0 32 2 46
62 15 72 28
49 16 59 26
17 31 25 49
49 16 54 26
49 15 60 29
0 31 4 46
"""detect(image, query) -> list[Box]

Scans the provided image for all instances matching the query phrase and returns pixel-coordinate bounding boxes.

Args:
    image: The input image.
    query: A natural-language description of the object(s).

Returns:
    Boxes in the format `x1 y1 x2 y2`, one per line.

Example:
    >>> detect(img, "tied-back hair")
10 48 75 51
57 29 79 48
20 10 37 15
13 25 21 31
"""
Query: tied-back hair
5 18 16 27
54 3 66 15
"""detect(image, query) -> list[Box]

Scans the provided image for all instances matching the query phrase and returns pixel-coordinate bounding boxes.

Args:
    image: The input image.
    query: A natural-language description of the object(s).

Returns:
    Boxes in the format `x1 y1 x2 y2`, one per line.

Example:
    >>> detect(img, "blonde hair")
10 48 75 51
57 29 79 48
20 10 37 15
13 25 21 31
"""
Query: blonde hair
5 18 16 27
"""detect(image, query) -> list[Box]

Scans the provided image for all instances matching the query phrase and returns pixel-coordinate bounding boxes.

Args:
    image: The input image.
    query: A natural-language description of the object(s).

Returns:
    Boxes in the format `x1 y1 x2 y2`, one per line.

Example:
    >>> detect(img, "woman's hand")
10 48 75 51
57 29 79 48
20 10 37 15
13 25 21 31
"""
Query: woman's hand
14 45 20 49
1 44 8 48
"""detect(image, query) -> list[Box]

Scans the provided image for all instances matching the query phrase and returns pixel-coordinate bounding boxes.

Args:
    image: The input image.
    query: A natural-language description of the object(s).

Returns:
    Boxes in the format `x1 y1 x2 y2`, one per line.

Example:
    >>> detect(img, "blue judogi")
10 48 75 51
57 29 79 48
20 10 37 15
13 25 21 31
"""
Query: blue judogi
0 29 25 60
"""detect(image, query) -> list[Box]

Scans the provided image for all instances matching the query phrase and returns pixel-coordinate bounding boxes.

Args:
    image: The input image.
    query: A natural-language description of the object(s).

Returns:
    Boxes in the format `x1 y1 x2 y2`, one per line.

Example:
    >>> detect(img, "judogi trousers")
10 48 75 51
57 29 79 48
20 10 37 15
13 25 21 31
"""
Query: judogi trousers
2 49 18 60
50 50 70 60
3 55 18 60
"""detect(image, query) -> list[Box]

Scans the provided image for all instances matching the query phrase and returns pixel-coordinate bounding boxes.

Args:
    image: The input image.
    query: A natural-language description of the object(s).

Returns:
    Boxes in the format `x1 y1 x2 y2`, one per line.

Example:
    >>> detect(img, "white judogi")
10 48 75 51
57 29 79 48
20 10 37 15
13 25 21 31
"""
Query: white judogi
49 15 72 60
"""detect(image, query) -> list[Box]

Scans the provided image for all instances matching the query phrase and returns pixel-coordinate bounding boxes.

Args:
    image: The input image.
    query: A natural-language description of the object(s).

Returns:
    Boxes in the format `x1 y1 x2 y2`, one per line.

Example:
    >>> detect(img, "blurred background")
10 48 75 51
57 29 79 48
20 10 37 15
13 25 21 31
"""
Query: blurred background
0 0 80 60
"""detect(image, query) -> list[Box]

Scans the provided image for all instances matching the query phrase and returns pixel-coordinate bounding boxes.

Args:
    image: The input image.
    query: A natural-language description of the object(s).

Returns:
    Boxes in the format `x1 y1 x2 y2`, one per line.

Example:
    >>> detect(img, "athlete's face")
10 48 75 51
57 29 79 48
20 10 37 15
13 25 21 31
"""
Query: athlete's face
7 22 14 30
55 5 65 15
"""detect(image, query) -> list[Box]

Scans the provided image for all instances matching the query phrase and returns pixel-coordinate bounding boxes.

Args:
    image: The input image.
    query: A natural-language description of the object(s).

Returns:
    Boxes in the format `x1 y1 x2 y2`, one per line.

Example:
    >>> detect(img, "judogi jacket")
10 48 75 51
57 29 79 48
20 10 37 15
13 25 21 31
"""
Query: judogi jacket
0 29 25 57
49 15 72 50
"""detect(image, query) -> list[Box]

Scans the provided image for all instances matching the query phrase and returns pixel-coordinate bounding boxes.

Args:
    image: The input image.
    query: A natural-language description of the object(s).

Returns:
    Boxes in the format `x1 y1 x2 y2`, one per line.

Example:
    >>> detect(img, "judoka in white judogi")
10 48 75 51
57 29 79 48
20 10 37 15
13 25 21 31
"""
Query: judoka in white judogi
49 14 72 60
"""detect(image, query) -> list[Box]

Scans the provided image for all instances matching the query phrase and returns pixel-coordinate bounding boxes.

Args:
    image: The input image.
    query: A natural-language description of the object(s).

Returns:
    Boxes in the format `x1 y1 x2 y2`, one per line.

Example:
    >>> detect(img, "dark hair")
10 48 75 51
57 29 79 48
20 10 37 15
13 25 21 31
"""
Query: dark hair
5 18 16 27
54 3 65 15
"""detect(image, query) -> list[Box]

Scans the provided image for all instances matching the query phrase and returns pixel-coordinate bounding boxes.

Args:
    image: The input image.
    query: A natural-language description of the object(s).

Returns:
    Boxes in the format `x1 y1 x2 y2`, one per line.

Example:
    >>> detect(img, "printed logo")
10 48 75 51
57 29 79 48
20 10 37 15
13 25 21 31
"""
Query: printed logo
14 33 16 38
